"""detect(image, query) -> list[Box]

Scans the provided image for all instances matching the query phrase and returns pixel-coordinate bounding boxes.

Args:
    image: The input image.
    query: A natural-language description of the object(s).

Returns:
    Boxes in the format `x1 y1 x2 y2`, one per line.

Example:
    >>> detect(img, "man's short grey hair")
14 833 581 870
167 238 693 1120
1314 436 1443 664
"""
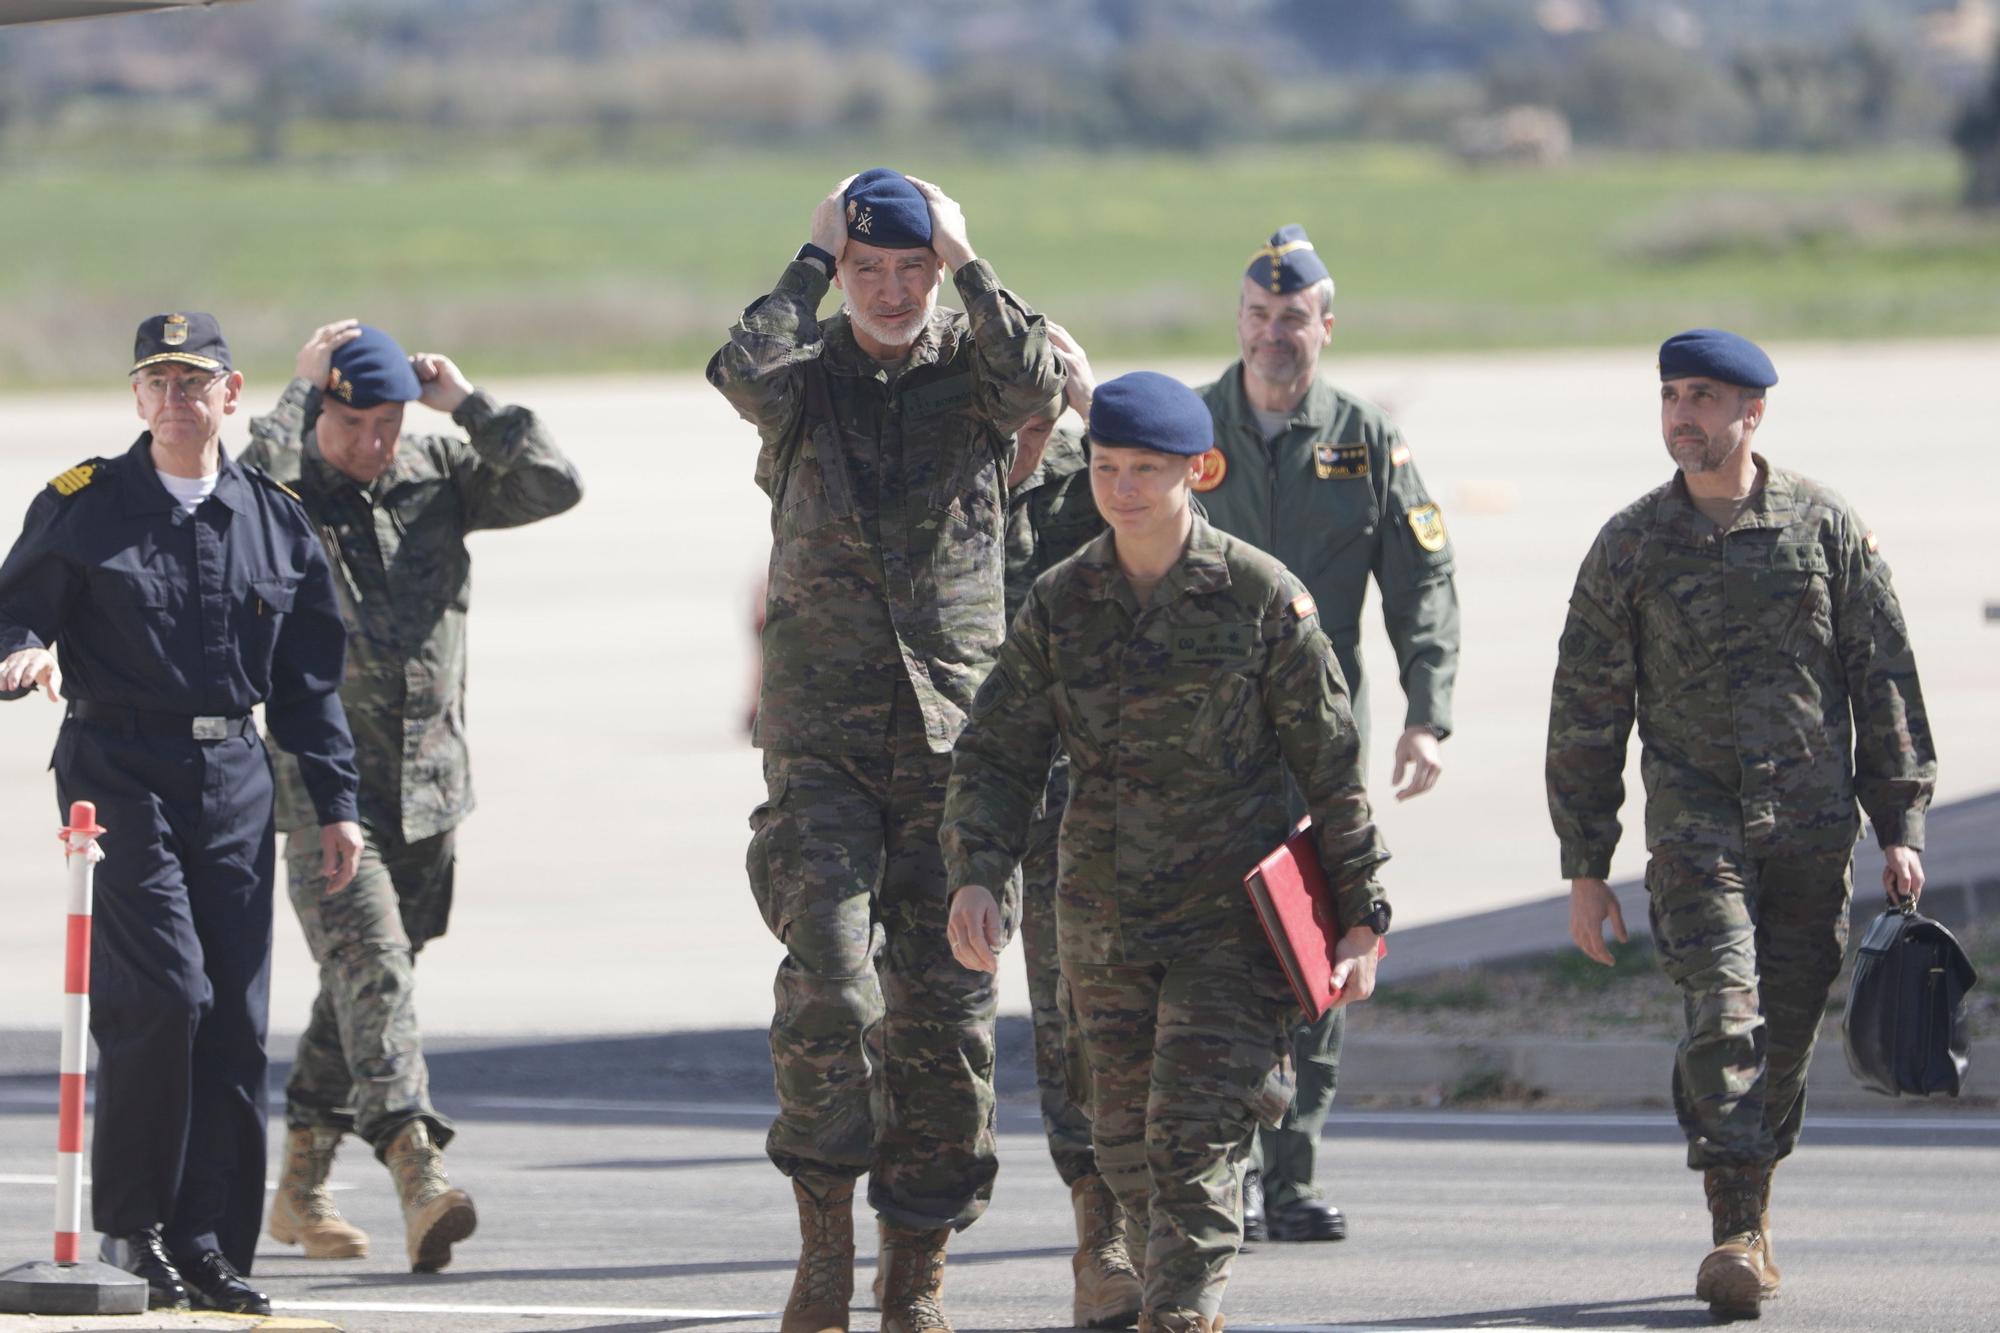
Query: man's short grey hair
1308 276 1335 319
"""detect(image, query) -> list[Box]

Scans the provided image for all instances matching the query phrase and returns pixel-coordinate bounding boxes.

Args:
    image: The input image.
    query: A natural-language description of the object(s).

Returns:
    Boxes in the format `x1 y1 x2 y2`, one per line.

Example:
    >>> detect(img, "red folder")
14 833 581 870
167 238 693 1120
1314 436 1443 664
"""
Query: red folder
1244 818 1386 1021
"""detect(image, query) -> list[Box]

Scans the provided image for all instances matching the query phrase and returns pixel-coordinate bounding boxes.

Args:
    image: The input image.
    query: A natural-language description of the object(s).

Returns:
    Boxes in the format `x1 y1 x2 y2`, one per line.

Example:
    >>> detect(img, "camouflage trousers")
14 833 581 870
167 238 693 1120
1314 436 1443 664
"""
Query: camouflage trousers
282 826 455 1156
1020 763 1097 1187
1249 1006 1343 1209
748 727 999 1231
1647 846 1852 1170
1066 951 1295 1318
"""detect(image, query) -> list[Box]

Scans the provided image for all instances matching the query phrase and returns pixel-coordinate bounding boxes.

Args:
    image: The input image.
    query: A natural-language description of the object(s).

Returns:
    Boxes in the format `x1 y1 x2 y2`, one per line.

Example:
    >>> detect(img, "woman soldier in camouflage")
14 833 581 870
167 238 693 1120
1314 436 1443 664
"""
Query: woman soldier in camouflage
939 372 1393 1333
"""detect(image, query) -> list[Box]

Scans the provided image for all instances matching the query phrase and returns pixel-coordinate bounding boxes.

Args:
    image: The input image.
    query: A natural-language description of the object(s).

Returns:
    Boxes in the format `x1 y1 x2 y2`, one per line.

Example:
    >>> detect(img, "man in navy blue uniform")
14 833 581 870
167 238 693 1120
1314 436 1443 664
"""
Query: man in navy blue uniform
0 313 361 1315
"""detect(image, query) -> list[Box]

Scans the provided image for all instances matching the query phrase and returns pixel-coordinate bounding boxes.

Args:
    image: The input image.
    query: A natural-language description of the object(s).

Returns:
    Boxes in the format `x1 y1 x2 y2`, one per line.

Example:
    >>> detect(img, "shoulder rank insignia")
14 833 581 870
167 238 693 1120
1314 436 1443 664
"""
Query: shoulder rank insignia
48 464 95 497
1314 442 1368 480
1191 448 1228 493
1288 592 1317 620
1406 502 1448 553
271 478 302 502
1390 444 1411 467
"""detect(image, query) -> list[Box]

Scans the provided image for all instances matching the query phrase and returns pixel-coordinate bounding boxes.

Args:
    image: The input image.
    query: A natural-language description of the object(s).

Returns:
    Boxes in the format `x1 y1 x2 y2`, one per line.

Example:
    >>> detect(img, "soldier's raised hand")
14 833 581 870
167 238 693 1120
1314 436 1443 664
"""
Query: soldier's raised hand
1568 876 1628 966
410 353 473 415
947 884 1006 973
808 175 857 272
296 320 363 388
1047 322 1096 419
904 176 975 272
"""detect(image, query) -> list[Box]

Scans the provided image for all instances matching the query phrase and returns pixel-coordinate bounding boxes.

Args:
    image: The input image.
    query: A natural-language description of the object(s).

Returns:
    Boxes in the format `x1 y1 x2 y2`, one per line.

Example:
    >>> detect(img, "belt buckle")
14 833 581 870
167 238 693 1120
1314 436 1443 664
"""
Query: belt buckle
191 716 228 742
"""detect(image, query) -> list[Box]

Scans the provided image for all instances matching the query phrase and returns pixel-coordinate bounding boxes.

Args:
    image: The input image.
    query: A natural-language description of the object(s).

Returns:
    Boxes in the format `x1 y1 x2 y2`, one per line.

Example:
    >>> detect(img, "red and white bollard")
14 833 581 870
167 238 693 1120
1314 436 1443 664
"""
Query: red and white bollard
0 800 145 1316
54 799 106 1265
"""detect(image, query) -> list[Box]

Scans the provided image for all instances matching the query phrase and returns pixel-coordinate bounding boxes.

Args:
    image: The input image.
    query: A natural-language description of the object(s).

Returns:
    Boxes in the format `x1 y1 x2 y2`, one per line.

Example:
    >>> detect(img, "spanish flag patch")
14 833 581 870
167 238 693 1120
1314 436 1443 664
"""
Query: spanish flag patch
1864 531 1879 554
1389 444 1411 467
1288 592 1317 620
48 464 95 497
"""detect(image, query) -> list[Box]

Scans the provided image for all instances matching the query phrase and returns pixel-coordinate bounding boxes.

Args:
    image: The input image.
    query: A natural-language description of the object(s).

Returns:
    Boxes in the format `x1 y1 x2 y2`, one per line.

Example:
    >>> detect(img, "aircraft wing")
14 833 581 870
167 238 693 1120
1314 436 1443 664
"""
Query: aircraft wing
0 0 248 25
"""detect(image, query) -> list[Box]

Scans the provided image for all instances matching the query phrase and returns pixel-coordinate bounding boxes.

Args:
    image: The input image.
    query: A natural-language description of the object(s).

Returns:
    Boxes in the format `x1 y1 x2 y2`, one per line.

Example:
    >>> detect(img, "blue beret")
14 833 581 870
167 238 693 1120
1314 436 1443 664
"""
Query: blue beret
1245 224 1332 296
326 325 422 409
843 168 932 250
1658 328 1777 389
132 312 231 374
1088 372 1213 457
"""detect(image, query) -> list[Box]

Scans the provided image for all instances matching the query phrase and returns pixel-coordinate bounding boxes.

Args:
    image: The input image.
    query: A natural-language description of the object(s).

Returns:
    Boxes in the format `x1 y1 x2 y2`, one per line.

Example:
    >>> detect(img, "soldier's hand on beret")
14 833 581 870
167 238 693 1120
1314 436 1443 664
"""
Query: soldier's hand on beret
946 884 1006 973
1047 322 1096 418
320 820 364 896
0 647 62 702
1568 877 1627 967
904 176 975 272
1328 926 1381 1008
296 320 363 389
810 176 856 271
1882 846 1925 907
1391 725 1443 801
411 353 473 415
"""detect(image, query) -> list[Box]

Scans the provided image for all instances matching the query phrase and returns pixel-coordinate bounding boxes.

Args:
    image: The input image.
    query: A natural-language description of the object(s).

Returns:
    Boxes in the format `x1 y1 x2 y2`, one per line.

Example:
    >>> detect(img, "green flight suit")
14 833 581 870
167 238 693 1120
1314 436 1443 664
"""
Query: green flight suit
1197 363 1459 1212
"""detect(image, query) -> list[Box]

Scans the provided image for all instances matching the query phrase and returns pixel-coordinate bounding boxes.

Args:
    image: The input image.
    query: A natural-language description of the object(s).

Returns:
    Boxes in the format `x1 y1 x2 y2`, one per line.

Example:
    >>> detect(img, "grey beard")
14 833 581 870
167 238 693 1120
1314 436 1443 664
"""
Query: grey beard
846 294 936 350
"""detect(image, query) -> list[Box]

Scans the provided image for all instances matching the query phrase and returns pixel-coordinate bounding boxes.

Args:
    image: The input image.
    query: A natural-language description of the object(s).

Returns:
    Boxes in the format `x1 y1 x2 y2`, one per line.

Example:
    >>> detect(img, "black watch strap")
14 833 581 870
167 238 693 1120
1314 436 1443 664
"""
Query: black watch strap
1362 900 1392 935
796 242 836 273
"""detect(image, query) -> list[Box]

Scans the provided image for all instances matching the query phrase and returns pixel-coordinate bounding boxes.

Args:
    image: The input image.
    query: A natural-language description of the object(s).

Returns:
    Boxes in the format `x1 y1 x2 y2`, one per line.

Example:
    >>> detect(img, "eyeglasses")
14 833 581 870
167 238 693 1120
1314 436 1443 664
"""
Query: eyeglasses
134 372 225 401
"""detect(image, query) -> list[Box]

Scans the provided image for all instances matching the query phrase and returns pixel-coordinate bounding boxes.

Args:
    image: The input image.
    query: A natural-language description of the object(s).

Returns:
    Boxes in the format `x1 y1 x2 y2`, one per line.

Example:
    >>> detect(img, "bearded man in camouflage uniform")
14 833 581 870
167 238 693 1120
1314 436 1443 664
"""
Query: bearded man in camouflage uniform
944 372 1391 1333
708 168 1059 1333
245 321 582 1273
1547 328 1935 1319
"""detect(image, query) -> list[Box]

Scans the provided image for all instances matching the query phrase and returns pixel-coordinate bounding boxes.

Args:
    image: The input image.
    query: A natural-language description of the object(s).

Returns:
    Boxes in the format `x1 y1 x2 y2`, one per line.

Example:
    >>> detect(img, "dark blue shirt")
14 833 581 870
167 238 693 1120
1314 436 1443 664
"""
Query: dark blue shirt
0 435 359 824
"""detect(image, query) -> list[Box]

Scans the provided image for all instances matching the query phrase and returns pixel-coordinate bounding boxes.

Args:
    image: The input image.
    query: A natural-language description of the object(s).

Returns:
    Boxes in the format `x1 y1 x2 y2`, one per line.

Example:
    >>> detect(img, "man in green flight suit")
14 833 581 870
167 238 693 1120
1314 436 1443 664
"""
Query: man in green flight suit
708 167 1060 1333
1548 328 1934 1319
1195 225 1458 1242
244 321 582 1274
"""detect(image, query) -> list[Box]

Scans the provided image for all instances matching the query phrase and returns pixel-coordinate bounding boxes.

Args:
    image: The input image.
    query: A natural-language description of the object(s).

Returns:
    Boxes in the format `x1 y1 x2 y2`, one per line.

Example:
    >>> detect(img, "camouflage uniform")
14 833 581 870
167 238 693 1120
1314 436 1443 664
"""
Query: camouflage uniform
942 515 1392 1318
708 256 1058 1230
1198 364 1458 1212
1002 423 1106 1187
243 378 583 1152
1546 456 1934 1169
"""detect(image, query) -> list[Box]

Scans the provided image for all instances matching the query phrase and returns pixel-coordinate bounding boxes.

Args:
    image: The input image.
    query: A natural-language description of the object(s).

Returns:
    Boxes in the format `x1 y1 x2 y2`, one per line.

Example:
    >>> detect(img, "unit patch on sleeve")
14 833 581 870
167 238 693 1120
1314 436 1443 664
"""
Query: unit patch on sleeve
48 464 95 497
1313 442 1368 480
1406 502 1448 553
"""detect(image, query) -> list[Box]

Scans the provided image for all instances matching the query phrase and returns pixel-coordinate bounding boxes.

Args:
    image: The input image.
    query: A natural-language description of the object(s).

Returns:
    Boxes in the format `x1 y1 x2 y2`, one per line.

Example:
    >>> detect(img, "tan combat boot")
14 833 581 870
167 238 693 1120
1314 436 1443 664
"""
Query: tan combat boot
1071 1175 1143 1329
1138 1310 1224 1333
782 1174 855 1333
384 1120 477 1273
1758 1163 1781 1297
1695 1165 1770 1319
877 1223 953 1333
268 1126 369 1259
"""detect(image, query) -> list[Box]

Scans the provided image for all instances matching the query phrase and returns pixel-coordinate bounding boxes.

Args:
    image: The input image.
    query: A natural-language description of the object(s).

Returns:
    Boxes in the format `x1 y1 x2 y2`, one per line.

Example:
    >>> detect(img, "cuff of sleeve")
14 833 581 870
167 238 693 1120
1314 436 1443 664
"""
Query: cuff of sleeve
1402 714 1451 741
1874 809 1924 852
1559 848 1613 880
282 376 320 411
952 258 1000 300
452 388 500 434
949 852 1018 900
315 796 359 826
1334 883 1387 935
779 258 833 305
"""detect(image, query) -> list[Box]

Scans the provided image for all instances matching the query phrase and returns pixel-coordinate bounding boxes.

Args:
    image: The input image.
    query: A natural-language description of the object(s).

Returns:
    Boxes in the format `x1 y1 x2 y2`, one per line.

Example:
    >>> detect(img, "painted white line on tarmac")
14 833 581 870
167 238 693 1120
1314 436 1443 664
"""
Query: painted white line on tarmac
274 1298 779 1320
0 1171 351 1191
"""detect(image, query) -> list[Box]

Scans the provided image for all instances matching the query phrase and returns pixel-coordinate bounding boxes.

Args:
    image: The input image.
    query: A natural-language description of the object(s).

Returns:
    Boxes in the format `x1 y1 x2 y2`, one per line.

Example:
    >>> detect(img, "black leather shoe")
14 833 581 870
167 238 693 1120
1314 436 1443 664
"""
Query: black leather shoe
1242 1169 1266 1244
98 1229 189 1310
175 1248 272 1315
1269 1197 1347 1242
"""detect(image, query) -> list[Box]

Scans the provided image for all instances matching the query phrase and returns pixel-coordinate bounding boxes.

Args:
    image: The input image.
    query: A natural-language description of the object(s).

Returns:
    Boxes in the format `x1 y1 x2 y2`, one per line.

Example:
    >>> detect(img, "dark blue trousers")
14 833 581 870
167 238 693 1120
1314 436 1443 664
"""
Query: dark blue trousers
55 718 275 1274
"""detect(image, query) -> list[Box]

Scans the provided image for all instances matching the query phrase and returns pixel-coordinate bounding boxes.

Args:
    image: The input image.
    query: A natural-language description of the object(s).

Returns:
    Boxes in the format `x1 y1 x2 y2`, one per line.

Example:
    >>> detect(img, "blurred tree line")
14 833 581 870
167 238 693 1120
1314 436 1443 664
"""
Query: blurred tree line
1 0 1997 180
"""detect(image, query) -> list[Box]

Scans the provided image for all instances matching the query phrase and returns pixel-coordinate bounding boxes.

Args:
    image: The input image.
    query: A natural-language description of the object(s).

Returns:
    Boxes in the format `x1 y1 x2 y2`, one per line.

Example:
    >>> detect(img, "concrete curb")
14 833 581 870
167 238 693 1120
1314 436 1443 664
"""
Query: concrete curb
0 1316 338 1331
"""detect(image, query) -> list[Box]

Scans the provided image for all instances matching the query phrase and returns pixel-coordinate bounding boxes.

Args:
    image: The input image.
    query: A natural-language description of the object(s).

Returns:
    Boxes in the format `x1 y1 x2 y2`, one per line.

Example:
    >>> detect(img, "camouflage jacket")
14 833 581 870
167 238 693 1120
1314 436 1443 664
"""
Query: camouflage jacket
1004 423 1102 622
1198 365 1459 748
243 378 584 838
943 514 1392 964
707 257 1060 756
1546 457 1935 878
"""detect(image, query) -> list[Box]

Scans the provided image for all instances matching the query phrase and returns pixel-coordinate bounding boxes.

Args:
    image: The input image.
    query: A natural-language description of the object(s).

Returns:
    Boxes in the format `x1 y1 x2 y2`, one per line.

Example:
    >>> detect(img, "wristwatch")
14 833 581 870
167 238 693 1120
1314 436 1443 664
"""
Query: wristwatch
1357 900 1392 936
796 242 836 274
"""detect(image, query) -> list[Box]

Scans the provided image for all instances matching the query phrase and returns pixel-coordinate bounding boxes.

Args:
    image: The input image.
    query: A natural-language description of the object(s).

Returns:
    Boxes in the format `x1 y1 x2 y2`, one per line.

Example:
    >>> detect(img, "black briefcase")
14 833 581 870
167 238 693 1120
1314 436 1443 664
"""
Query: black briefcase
1842 904 1979 1098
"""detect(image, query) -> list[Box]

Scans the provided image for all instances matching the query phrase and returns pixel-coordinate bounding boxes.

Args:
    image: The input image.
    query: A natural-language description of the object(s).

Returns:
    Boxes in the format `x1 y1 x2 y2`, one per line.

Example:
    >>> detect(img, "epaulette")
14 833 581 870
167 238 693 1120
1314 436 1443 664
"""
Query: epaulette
46 459 109 498
243 465 304 504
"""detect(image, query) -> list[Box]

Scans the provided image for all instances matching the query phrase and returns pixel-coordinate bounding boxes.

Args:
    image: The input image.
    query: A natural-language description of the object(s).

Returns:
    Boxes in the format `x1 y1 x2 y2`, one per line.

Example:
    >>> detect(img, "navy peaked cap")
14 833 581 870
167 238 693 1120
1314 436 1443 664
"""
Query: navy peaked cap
1245 224 1332 296
326 325 422 409
1658 328 1777 389
1088 371 1213 456
843 168 932 250
132 312 232 374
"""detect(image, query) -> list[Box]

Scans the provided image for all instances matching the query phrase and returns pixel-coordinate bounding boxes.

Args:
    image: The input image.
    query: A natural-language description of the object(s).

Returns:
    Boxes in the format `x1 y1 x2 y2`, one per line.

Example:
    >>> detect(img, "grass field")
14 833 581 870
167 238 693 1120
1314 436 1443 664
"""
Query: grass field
4 144 1998 387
